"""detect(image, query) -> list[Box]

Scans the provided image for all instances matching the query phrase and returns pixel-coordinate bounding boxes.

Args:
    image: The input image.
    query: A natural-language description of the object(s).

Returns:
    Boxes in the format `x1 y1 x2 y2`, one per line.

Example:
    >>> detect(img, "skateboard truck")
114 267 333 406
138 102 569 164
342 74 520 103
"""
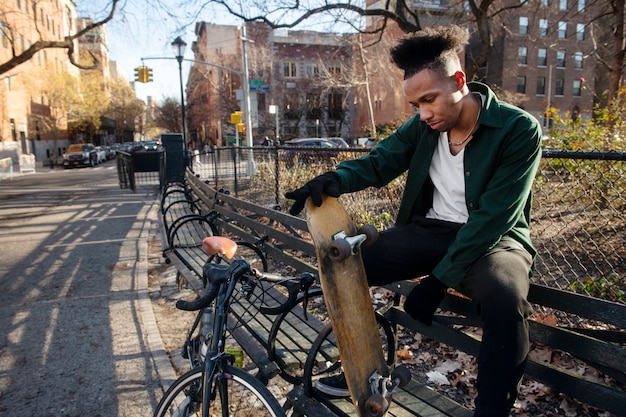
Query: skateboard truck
329 225 379 261
365 366 412 417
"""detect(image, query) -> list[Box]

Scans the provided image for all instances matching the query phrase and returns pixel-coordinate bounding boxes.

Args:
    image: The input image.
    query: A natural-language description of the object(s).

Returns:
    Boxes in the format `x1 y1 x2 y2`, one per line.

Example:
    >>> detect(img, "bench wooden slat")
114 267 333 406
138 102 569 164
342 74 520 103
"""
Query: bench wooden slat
389 307 626 417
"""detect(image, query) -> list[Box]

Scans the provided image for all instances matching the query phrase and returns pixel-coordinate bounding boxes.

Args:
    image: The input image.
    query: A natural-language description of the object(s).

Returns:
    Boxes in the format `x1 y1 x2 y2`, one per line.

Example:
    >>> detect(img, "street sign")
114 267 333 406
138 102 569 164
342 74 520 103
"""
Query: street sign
250 85 270 91
249 79 263 87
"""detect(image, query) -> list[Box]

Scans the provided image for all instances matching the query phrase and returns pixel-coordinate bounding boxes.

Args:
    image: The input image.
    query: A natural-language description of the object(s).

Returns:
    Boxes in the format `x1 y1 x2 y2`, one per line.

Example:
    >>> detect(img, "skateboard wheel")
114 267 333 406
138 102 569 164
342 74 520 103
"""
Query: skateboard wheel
391 365 412 388
358 224 379 246
329 239 352 261
365 392 388 417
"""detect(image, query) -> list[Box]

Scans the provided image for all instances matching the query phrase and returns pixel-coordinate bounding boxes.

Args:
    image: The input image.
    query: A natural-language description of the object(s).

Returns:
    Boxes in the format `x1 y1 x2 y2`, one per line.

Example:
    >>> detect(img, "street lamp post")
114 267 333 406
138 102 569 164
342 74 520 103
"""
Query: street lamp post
171 36 187 146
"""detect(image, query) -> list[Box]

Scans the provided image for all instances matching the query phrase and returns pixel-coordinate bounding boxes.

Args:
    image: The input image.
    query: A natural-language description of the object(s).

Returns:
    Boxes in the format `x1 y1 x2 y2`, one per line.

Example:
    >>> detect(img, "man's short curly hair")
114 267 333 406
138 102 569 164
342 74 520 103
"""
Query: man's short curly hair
390 25 469 80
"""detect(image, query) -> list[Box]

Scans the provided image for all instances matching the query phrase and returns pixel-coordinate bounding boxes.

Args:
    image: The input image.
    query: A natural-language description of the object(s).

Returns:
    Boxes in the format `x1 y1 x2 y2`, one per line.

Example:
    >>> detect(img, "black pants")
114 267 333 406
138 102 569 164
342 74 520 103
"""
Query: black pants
361 217 533 417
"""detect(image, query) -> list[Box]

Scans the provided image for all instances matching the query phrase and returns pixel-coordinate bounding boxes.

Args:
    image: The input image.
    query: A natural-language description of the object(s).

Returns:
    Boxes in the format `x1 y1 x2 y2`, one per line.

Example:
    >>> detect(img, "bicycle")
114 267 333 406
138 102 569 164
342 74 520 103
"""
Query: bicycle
153 237 290 417
154 236 314 417
179 237 316 371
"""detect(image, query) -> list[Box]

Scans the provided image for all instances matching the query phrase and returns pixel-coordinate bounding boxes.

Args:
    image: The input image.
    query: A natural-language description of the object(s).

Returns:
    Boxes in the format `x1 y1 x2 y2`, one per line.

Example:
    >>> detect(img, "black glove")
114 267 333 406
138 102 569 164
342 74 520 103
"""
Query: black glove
404 275 448 325
284 172 341 216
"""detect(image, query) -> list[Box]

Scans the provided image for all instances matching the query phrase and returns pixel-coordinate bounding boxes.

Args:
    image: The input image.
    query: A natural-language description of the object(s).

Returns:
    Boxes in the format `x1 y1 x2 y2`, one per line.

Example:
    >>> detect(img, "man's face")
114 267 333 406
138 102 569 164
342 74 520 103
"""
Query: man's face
403 69 464 133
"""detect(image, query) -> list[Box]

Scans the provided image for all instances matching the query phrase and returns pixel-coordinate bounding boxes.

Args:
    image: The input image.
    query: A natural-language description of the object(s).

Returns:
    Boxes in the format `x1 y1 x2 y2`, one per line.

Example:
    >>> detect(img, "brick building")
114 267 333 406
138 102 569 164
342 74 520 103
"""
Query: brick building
184 2 622 147
188 22 354 146
0 2 132 166
0 0 76 164
485 0 596 127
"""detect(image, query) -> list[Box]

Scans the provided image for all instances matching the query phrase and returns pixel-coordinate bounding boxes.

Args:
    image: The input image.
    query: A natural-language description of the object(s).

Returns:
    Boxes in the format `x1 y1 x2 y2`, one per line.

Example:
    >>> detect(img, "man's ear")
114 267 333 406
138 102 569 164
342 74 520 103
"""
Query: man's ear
454 71 466 90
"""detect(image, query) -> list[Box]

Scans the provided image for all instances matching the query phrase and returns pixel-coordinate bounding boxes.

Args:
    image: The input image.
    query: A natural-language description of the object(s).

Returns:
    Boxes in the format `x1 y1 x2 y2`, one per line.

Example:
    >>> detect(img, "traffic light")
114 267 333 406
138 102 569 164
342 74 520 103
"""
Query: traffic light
237 123 246 133
230 111 243 124
134 66 152 83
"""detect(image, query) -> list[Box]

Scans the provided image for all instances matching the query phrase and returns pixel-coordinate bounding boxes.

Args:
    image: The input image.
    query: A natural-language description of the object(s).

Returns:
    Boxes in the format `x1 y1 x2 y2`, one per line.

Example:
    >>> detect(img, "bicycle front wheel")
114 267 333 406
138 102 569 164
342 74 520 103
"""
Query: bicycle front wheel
153 365 286 417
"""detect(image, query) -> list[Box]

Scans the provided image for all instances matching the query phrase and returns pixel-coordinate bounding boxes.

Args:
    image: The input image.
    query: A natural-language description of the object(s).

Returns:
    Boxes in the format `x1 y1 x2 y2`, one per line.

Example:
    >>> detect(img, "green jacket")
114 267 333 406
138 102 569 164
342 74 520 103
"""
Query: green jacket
335 82 542 287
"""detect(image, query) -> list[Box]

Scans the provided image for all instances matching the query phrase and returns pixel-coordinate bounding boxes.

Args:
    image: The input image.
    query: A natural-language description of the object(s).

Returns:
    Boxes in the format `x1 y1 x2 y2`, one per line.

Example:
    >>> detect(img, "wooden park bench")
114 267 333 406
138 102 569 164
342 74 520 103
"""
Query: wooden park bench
157 169 625 417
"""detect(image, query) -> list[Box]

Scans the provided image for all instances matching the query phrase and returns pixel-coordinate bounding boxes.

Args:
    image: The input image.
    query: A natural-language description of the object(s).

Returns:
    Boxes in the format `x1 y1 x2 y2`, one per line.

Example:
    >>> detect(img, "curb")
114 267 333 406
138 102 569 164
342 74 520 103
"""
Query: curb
137 200 178 394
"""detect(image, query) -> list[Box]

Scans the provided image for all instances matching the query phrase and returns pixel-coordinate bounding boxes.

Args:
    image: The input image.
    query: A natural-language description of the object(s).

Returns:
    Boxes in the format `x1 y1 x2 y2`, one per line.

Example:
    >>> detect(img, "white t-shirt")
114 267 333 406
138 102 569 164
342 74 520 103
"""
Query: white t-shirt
425 134 469 223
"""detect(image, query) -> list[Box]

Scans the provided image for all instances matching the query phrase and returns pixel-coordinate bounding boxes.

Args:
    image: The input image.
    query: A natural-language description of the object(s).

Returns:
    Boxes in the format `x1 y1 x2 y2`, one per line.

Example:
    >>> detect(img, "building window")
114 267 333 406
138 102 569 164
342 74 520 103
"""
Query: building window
573 79 582 96
284 94 300 119
519 17 529 35
539 19 548 38
536 76 546 95
538 48 547 66
283 61 297 78
306 93 321 119
305 63 319 78
578 0 585 11
558 21 567 39
574 52 583 69
326 63 341 76
518 47 528 65
328 92 343 120
559 0 567 10
517 76 526 94
257 93 266 113
576 24 585 41
555 77 564 96
556 51 566 68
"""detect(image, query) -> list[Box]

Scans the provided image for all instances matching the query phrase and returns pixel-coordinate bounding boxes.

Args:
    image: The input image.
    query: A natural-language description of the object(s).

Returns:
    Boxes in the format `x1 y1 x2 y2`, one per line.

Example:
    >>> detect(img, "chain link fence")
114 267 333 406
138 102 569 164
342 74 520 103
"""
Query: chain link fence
191 146 625 304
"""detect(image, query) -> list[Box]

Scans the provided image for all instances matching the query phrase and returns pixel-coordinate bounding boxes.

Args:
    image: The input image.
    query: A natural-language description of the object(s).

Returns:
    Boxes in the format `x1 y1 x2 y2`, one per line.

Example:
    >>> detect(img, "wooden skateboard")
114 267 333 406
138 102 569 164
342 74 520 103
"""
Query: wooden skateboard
306 195 410 417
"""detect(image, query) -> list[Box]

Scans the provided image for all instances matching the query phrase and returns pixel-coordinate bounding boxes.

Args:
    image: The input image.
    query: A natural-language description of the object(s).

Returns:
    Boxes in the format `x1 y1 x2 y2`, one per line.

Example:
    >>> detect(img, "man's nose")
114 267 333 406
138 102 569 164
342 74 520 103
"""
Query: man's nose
420 109 433 121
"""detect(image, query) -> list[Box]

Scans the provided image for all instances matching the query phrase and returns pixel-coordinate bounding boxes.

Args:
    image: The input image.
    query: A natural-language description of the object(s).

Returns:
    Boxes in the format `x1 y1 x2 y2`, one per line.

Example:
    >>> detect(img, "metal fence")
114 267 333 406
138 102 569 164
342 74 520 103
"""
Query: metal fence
190 146 626 303
116 150 163 192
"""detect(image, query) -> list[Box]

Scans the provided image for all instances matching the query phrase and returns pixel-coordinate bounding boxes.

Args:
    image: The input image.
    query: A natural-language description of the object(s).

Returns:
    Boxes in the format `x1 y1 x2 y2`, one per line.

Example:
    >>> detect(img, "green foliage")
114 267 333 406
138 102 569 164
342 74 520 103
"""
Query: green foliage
569 273 625 303
545 85 626 152
541 86 626 211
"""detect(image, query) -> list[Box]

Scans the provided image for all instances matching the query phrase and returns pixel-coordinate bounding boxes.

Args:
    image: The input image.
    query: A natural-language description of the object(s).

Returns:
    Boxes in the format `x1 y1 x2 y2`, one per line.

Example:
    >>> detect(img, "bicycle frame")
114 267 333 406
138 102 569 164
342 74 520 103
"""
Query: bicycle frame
200 267 240 417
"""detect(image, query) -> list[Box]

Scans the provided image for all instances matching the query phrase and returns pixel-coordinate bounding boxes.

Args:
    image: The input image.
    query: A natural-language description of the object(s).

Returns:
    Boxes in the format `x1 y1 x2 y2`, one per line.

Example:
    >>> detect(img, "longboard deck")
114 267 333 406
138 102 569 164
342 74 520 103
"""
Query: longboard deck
306 196 388 416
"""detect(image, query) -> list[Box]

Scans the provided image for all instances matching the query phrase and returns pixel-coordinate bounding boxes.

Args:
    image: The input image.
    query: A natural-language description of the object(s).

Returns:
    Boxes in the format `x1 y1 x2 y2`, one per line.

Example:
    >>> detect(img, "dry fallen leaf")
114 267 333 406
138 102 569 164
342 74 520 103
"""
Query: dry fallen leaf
426 370 450 385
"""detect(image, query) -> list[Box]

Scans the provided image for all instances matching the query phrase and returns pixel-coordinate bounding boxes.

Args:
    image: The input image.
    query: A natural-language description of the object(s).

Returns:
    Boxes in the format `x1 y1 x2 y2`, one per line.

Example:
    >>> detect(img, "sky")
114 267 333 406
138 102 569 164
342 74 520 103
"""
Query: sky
78 1 241 104
78 1 356 105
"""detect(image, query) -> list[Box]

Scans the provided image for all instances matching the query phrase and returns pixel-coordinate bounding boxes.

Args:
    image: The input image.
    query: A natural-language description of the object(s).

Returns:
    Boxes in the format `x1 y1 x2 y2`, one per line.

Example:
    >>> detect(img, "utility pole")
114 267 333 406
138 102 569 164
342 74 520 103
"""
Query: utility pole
241 25 254 148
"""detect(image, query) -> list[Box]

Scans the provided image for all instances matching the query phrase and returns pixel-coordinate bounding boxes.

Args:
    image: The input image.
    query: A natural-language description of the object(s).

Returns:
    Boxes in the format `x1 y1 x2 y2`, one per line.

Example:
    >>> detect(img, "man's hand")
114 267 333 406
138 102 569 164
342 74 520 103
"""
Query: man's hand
404 275 448 325
284 172 341 216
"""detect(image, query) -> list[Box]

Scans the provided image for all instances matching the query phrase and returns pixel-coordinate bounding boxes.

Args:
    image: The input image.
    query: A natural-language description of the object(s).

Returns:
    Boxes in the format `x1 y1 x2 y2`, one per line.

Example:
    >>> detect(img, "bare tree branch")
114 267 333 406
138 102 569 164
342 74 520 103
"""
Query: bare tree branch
0 0 119 75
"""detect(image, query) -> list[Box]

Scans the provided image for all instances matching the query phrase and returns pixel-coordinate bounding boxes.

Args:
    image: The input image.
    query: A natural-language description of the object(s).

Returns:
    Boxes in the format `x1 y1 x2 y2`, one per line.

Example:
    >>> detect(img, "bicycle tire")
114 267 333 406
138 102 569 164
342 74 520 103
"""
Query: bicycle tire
302 312 396 396
267 288 326 384
153 365 286 417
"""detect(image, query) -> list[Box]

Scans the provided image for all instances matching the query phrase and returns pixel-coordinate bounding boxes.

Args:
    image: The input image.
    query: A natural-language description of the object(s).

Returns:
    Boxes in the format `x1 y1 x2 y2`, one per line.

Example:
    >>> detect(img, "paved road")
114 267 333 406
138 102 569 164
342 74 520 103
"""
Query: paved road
0 163 173 416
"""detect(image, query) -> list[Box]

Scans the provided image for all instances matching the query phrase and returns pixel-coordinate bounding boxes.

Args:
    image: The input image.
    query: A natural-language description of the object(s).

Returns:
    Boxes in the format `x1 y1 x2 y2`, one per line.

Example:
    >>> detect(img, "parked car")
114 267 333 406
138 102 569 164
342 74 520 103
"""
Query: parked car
104 146 116 160
95 146 107 164
143 140 160 151
282 138 340 167
325 137 350 148
63 143 97 168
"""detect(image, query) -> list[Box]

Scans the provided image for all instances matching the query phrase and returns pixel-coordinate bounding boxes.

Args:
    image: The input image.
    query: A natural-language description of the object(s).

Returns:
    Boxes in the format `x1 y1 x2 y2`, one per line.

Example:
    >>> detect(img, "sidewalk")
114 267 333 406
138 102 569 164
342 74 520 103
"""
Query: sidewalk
0 178 174 416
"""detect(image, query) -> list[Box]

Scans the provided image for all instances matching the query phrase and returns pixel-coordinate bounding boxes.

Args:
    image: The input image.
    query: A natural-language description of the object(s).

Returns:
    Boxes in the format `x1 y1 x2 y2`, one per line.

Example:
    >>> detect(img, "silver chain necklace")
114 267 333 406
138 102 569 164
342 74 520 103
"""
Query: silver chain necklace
449 94 481 147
